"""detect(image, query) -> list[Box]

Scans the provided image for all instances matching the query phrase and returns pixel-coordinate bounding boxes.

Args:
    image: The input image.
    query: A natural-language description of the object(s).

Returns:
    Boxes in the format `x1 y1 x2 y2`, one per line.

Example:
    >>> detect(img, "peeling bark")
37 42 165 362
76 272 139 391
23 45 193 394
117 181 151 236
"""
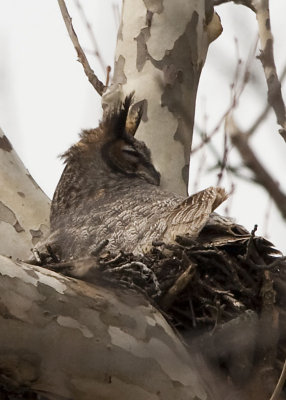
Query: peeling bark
104 0 222 195
0 255 211 400
0 127 50 260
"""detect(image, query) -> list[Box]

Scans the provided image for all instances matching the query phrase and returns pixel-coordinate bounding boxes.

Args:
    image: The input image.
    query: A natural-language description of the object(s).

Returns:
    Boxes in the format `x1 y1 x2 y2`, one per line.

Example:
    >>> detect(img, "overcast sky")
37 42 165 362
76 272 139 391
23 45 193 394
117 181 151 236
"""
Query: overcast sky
0 0 285 252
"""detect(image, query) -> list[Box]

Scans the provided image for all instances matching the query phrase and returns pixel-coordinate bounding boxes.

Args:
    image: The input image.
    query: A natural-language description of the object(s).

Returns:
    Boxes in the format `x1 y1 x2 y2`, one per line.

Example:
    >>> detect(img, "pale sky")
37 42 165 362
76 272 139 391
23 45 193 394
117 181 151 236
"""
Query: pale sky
0 0 285 252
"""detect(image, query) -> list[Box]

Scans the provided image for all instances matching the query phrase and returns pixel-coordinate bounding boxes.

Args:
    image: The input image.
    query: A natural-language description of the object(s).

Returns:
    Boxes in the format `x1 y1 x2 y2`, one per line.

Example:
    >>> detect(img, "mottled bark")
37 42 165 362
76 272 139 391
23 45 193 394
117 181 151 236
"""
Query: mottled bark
0 255 209 400
104 0 222 195
0 128 50 260
254 0 286 140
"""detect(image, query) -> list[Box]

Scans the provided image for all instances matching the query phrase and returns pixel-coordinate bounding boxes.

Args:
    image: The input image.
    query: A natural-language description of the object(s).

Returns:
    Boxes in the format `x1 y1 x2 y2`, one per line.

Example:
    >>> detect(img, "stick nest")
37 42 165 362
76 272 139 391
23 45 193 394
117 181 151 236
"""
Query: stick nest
36 225 286 398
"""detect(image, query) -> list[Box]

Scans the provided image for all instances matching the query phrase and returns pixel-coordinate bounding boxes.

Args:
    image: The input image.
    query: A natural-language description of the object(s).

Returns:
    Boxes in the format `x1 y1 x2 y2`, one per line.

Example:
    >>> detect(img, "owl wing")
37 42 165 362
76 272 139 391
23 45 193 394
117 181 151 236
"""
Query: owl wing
162 186 228 243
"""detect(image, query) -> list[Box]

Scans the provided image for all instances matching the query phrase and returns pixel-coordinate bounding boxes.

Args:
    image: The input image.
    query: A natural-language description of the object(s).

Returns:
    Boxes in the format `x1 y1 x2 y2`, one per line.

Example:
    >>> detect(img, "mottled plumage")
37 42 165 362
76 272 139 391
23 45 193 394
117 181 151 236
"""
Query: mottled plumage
45 95 229 262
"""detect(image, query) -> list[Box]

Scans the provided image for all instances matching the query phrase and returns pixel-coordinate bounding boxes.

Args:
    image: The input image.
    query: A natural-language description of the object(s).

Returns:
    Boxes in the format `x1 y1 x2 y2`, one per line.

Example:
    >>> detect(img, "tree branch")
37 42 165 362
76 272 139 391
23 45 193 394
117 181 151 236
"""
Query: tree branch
73 0 107 74
215 0 286 141
0 255 207 399
253 0 286 141
57 0 105 96
0 127 50 259
226 116 286 220
246 65 286 137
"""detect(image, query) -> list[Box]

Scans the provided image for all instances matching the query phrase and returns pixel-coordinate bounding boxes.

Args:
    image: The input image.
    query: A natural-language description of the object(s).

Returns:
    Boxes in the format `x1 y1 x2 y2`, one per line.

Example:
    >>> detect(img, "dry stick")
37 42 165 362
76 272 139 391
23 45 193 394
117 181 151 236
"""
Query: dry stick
269 359 286 400
227 116 286 220
73 0 107 74
253 0 286 141
159 262 196 311
57 0 105 96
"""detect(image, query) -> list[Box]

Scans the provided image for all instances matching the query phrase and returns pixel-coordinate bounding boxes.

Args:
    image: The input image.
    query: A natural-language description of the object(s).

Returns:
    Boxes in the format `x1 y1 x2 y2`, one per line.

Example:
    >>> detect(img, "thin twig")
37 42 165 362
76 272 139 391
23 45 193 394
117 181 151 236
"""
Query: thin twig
57 0 105 96
246 256 286 270
216 128 229 185
106 65 111 87
31 248 42 264
46 244 60 263
73 0 107 74
243 224 258 262
192 37 257 154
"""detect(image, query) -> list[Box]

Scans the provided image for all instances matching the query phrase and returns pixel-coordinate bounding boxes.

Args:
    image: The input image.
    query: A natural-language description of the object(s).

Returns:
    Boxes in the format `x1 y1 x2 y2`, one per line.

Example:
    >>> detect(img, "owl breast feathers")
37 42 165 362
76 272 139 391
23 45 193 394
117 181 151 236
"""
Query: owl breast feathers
44 95 232 262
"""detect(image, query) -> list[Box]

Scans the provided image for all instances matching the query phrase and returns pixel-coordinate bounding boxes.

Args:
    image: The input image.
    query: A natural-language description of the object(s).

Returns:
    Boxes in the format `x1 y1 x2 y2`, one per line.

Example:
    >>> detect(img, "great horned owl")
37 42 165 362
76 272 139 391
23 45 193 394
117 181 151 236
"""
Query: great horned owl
46 95 229 262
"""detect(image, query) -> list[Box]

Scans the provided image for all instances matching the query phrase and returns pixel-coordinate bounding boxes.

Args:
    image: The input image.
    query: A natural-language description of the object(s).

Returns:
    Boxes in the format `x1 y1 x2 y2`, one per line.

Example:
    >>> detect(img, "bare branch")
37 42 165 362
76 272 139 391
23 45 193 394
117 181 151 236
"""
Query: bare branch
247 65 286 137
247 102 271 137
57 0 105 96
216 129 229 186
253 0 286 141
215 0 286 140
226 115 286 220
73 0 107 74
105 65 111 87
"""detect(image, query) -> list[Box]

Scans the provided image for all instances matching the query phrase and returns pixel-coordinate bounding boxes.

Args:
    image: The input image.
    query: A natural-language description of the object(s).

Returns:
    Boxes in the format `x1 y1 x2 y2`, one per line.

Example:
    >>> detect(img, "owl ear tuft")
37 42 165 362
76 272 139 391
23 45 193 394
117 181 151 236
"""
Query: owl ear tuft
125 100 144 137
116 93 135 137
102 93 133 138
103 93 144 139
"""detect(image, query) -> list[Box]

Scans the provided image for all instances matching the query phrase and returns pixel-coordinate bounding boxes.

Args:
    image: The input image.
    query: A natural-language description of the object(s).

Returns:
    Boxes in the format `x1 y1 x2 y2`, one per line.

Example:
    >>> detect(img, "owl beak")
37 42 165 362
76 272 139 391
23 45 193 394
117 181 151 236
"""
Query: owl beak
151 167 161 186
138 164 161 186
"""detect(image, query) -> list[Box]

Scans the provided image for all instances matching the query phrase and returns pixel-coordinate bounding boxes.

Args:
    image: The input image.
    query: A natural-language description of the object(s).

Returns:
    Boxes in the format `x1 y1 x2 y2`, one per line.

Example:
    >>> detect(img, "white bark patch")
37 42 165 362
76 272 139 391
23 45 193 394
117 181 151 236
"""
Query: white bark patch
147 0 201 60
57 316 94 338
0 256 67 294
0 127 50 259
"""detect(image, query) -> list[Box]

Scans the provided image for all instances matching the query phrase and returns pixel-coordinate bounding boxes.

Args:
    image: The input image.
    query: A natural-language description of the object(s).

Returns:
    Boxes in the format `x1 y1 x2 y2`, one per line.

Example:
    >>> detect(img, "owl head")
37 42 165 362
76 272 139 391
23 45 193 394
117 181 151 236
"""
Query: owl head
61 94 160 186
